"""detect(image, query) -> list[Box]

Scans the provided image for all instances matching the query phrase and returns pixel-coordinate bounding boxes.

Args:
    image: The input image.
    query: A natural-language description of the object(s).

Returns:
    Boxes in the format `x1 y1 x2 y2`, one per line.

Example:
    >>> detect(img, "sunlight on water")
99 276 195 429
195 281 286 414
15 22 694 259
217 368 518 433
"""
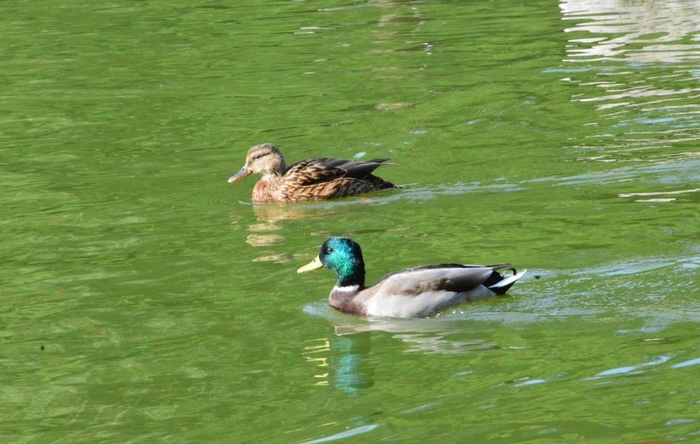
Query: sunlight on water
561 0 700 62
559 0 700 178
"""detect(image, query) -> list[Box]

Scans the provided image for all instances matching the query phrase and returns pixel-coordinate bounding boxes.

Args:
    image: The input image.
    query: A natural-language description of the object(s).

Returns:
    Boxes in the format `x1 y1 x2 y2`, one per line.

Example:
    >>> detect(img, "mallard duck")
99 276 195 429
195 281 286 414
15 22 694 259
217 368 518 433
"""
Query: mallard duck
227 143 396 203
297 237 527 318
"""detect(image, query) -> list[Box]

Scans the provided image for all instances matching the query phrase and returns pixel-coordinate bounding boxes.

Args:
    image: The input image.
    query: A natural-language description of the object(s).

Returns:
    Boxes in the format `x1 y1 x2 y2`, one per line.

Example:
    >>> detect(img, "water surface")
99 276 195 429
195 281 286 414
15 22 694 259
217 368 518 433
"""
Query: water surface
2 1 699 442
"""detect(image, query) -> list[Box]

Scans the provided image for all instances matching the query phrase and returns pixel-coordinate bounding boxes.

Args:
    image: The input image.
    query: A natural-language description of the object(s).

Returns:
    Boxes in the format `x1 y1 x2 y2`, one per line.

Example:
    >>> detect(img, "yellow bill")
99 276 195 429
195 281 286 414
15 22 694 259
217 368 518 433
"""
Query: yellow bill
297 256 323 273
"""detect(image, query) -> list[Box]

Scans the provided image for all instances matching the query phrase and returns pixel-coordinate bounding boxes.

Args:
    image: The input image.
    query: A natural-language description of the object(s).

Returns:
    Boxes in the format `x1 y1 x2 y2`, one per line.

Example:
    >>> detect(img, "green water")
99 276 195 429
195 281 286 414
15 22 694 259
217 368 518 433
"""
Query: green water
2 1 699 442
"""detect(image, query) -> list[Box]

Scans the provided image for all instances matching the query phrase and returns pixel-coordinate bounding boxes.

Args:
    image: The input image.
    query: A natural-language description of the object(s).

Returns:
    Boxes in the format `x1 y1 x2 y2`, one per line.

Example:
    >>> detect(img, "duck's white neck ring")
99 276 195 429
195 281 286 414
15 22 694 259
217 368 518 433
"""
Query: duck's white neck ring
333 284 360 293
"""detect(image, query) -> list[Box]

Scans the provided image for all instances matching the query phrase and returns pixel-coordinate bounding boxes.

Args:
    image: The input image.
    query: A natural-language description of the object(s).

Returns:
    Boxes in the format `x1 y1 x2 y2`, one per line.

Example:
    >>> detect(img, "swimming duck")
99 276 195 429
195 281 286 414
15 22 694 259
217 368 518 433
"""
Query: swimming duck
228 143 397 203
297 237 527 318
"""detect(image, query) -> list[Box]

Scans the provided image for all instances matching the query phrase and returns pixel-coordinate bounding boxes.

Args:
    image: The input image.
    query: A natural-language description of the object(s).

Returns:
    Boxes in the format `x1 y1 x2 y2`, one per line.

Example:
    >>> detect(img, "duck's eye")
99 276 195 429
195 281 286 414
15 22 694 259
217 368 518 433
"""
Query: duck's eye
324 247 333 254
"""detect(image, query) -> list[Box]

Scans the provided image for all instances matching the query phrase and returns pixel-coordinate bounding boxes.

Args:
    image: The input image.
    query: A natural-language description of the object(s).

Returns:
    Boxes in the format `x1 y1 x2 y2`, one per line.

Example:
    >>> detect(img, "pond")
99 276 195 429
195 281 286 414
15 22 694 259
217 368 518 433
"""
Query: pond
2 0 699 442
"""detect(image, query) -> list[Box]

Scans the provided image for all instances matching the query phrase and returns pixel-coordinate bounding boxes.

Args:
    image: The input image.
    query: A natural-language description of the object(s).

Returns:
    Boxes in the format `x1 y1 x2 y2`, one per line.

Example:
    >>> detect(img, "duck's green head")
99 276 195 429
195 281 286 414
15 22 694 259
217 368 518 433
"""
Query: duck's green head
297 237 366 287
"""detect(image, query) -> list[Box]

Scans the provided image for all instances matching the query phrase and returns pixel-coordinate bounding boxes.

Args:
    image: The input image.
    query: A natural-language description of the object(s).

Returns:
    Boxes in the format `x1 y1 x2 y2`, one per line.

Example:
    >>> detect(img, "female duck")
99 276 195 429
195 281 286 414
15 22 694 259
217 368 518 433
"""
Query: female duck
228 143 396 203
298 237 526 318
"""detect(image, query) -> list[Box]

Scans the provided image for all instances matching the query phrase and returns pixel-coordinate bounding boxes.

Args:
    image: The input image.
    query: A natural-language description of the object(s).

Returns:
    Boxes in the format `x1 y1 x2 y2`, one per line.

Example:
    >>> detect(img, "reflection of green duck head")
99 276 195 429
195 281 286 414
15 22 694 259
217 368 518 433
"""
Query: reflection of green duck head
331 333 373 394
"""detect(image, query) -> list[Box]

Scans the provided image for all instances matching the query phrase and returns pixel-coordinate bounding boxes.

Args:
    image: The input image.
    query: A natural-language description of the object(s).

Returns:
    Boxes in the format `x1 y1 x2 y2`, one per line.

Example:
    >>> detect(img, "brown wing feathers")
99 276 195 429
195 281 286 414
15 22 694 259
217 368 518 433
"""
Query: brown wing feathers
285 158 392 185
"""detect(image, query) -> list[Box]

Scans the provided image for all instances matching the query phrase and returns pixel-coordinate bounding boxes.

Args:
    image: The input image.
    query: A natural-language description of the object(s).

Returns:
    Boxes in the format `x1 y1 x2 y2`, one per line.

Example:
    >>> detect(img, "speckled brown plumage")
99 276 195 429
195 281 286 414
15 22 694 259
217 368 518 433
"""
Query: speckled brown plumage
228 143 397 203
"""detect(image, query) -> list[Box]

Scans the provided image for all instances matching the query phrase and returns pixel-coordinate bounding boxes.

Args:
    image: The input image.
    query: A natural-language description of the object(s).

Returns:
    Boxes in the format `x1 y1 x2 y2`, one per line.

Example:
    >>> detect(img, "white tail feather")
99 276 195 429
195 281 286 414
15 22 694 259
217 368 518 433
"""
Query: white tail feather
489 269 527 289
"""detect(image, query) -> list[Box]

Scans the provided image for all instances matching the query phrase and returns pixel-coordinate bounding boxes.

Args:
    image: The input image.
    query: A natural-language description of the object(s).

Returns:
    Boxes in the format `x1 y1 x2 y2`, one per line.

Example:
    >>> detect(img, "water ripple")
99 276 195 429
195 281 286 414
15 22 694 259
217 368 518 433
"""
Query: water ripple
303 424 379 444
561 0 700 63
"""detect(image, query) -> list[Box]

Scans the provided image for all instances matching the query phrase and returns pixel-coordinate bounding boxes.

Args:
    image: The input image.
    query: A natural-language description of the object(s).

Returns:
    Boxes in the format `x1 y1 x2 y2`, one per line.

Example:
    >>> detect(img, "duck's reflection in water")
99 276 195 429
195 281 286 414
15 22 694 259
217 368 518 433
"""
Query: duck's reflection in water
334 318 497 355
241 203 330 263
303 334 374 394
241 196 404 263
251 202 330 224
303 307 497 393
